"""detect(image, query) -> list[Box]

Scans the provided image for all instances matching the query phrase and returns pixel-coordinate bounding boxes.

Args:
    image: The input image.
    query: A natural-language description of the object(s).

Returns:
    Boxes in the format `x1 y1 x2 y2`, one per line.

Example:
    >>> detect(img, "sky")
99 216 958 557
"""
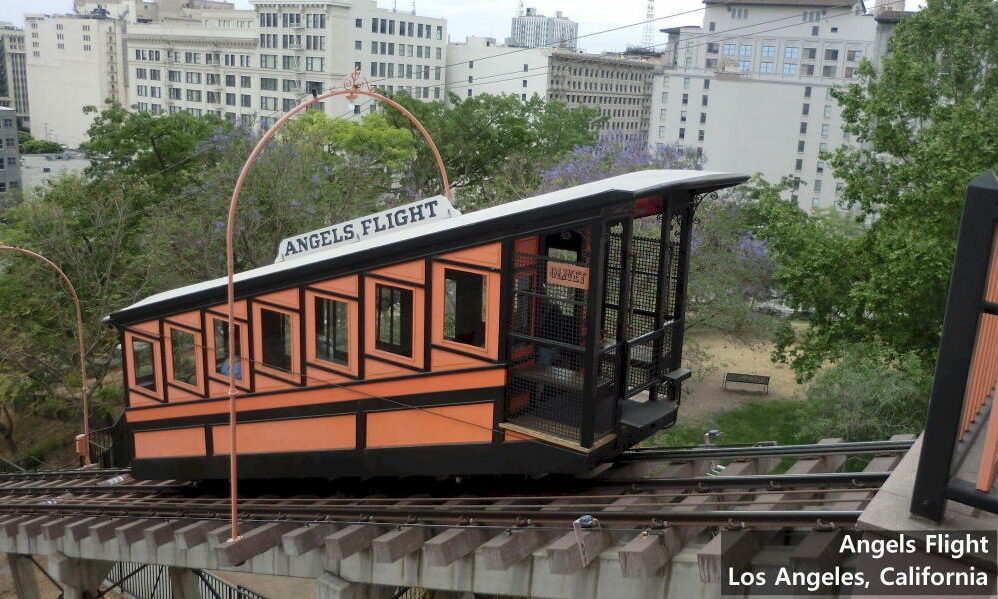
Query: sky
0 0 710 53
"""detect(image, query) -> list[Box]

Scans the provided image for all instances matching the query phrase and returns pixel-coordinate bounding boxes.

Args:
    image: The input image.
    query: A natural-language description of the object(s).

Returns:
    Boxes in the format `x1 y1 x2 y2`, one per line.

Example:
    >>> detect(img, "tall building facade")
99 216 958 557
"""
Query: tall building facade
0 24 28 130
649 0 883 210
508 8 578 50
25 12 127 148
125 0 447 126
448 37 653 138
0 106 22 200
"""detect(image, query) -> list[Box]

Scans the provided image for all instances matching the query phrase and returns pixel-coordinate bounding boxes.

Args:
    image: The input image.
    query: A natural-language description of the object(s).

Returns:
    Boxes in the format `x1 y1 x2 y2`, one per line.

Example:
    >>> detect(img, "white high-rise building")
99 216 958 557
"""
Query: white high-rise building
126 0 447 126
648 0 897 211
448 36 653 138
25 12 128 148
0 24 28 130
508 8 578 50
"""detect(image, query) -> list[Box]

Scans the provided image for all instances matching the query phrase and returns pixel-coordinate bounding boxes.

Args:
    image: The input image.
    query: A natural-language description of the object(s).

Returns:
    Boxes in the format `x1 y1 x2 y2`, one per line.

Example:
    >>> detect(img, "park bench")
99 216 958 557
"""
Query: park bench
722 372 770 393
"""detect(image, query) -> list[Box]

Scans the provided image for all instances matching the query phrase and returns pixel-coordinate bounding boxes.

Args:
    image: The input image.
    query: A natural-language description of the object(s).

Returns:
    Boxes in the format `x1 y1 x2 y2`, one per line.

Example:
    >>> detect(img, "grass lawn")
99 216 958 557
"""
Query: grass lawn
647 400 810 448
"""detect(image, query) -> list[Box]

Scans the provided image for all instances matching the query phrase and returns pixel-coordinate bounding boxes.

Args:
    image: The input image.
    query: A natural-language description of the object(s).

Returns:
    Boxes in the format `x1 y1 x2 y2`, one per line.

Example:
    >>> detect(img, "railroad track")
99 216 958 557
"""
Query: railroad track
0 439 910 530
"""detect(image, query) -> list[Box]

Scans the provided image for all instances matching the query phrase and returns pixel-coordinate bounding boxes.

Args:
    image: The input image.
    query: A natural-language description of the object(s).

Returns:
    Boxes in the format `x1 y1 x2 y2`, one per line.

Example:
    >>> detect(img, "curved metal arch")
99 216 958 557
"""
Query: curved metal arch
223 79 452 540
0 245 90 466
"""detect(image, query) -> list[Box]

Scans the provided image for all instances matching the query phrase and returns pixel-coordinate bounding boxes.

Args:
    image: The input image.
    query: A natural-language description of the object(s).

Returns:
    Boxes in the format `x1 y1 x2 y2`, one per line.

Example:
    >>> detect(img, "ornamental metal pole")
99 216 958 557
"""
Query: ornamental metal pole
0 245 91 466
224 69 451 541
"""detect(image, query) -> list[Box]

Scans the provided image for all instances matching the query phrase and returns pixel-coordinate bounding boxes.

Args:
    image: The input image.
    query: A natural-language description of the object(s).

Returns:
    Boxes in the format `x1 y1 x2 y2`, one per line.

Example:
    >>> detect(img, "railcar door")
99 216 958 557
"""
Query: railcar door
503 227 598 447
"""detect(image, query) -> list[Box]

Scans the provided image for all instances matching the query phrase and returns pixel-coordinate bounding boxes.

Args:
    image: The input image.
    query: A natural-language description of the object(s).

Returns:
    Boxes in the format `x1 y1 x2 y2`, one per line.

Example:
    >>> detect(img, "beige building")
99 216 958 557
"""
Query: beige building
447 36 654 138
0 106 22 201
0 24 28 130
126 0 447 126
25 12 127 148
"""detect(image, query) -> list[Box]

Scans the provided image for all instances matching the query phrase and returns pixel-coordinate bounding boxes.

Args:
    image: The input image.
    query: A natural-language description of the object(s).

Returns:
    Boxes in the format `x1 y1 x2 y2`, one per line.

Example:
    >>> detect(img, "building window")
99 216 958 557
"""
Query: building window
785 47 800 59
315 297 349 365
680 110 687 122
701 95 708 106
722 43 735 55
822 65 837 77
443 269 486 348
707 43 719 54
847 49 863 62
705 58 718 69
814 179 823 192
812 26 819 36
679 128 685 139
760 62 773 73
800 122 808 134
783 63 798 75
132 338 157 391
732 7 748 18
355 18 362 28
697 129 705 142
761 45 775 58
261 96 277 111
240 75 251 88
739 60 751 72
816 161 825 174
169 327 198 386
260 77 277 91
802 103 810 115
699 112 707 124
802 64 815 76
797 140 805 152
803 48 817 60
824 49 839 61
794 158 803 171
804 86 812 98
739 44 752 57
168 70 181 82
821 123 830 137
241 94 251 107
823 105 833 118
260 308 293 372
376 284 413 357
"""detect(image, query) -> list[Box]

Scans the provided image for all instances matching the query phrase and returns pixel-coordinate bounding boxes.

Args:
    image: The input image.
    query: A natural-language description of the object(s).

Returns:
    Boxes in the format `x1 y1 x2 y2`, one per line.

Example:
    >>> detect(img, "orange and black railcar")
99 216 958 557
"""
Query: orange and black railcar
107 170 747 480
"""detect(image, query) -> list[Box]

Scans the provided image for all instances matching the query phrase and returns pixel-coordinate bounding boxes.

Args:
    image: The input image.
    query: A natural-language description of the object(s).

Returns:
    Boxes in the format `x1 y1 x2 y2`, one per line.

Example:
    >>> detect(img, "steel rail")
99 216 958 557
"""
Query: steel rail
619 439 915 461
0 500 864 528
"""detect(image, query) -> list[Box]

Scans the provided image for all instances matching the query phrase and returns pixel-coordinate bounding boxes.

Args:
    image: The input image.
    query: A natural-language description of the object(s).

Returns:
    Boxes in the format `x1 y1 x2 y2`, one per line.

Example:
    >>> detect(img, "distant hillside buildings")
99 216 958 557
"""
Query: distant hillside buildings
13 0 910 212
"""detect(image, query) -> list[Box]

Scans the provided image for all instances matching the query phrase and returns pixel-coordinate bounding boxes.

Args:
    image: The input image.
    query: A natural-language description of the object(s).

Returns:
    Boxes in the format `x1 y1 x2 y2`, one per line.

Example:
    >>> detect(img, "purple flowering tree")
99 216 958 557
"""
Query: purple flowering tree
540 134 776 341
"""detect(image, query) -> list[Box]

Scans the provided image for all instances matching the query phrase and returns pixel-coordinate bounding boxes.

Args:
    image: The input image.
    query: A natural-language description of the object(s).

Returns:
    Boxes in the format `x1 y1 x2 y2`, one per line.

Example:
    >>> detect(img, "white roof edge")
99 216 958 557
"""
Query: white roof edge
114 169 742 317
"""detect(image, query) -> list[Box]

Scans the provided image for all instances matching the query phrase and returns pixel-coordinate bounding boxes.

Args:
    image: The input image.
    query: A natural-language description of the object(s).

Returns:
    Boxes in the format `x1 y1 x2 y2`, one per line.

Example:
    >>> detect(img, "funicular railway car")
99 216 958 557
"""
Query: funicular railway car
107 170 747 480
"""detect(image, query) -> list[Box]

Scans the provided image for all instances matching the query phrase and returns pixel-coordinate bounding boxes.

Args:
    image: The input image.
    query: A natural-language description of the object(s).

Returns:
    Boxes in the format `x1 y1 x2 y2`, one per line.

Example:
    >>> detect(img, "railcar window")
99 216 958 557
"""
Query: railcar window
443 269 486 348
212 319 243 377
169 328 197 384
132 339 156 391
315 296 349 365
376 284 413 357
260 308 293 372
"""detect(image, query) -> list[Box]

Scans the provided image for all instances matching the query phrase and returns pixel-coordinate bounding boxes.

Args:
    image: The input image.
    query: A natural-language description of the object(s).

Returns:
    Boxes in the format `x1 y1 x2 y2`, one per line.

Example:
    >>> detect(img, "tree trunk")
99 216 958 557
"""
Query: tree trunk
0 404 17 456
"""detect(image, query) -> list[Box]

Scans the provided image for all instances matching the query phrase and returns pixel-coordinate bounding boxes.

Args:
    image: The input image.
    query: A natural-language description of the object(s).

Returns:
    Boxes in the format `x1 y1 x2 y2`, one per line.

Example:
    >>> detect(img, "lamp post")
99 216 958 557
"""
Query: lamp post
0 246 91 466
223 70 451 541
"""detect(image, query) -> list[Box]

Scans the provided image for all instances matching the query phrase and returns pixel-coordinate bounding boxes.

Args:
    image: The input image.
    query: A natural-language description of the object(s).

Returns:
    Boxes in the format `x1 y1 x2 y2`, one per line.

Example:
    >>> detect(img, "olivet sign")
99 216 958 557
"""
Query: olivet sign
275 196 460 263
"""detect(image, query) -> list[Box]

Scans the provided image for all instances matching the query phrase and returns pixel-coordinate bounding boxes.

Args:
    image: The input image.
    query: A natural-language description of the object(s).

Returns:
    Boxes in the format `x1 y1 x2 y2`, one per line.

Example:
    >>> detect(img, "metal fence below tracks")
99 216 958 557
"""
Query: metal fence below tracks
103 563 269 599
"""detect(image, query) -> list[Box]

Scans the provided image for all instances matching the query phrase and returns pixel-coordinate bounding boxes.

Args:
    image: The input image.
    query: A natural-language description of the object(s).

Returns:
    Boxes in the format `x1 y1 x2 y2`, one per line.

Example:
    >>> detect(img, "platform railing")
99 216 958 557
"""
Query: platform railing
911 170 998 521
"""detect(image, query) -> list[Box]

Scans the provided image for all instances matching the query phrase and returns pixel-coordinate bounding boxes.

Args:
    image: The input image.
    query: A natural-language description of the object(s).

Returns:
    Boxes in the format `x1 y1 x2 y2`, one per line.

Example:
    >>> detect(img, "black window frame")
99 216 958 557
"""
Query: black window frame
315 296 350 366
168 326 198 386
375 284 414 357
443 268 487 349
260 307 293 372
132 338 157 392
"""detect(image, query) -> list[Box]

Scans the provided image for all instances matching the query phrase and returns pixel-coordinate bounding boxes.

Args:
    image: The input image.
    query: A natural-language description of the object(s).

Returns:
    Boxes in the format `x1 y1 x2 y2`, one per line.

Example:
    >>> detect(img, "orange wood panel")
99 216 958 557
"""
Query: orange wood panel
166 385 202 403
370 259 425 284
431 348 492 370
211 415 356 454
363 278 425 369
366 403 493 447
440 243 502 269
204 315 250 388
304 366 355 385
503 428 534 442
304 290 359 377
125 368 505 422
166 310 201 329
129 320 160 337
124 331 164 402
514 236 539 254
309 275 359 297
163 323 205 398
254 372 298 392
363 358 415 380
208 300 248 320
256 288 300 310
430 262 501 360
134 427 205 458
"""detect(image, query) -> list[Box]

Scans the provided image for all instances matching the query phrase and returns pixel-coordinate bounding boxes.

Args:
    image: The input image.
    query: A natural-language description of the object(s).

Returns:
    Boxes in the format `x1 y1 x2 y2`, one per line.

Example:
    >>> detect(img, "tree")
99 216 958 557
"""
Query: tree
540 135 776 341
80 102 230 197
0 174 155 455
750 0 998 378
384 92 606 209
18 131 65 155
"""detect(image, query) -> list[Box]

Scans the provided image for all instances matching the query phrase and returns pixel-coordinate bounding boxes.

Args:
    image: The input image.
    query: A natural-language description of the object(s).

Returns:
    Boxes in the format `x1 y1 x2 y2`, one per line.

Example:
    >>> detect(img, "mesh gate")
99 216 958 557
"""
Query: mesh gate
505 250 589 444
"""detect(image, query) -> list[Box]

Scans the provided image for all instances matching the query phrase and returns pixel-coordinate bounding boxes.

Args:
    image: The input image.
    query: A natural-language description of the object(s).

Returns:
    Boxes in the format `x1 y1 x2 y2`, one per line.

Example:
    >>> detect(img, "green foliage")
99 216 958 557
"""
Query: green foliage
752 0 998 379
795 343 932 442
650 400 809 447
18 131 65 155
383 91 606 209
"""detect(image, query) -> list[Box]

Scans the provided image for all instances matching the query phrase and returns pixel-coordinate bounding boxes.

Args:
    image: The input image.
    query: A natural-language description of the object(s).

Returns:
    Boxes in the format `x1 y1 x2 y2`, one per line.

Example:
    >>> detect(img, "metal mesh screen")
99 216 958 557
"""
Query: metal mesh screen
505 251 588 444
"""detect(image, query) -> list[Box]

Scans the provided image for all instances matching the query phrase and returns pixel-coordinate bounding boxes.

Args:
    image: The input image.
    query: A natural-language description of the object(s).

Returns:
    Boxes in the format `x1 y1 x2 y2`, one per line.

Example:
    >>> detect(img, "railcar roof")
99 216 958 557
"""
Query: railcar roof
110 169 746 324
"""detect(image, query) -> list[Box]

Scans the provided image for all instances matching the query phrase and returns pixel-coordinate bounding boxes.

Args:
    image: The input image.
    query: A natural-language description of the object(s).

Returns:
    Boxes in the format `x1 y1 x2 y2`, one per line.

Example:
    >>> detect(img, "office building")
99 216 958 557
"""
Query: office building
0 24 28 130
508 7 578 50
648 0 901 210
0 106 22 200
448 37 653 138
